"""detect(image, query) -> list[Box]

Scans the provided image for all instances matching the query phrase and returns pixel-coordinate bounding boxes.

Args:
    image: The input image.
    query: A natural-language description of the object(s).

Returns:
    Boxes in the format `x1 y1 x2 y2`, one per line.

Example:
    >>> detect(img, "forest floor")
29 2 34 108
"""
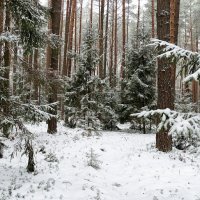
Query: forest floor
1 122 200 200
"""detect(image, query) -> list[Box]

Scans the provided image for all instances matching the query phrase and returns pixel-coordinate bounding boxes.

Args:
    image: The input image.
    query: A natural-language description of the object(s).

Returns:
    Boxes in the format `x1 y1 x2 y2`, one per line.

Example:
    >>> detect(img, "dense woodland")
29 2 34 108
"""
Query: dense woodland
1 0 200 173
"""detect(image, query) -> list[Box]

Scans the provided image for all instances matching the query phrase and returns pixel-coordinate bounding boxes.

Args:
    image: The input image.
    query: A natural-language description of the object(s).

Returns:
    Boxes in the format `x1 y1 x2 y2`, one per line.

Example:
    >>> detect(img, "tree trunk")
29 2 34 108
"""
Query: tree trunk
0 0 4 64
136 0 140 47
67 0 76 77
126 0 130 43
47 0 62 134
109 1 114 87
3 4 11 137
78 0 83 53
114 0 118 86
121 0 126 79
99 0 105 79
33 49 39 102
152 0 155 38
90 0 93 31
156 0 179 152
103 0 109 78
62 0 72 76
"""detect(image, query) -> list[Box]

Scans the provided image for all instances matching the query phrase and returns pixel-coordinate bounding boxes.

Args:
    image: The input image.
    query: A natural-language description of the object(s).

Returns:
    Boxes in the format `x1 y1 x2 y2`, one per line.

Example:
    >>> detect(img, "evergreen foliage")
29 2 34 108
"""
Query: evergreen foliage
64 30 118 130
119 45 156 123
133 108 200 150
6 0 48 52
0 0 52 171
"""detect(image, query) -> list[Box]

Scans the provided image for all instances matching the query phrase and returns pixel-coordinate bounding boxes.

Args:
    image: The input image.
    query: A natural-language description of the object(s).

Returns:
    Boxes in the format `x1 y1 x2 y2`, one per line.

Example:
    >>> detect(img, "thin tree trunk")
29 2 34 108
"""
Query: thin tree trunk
114 0 118 86
109 1 114 87
90 0 93 31
58 0 64 74
79 0 83 53
127 0 130 43
62 0 72 76
152 0 155 38
121 0 126 79
33 49 39 102
99 0 105 79
74 0 77 72
103 0 109 78
136 0 140 47
0 0 4 64
67 0 76 77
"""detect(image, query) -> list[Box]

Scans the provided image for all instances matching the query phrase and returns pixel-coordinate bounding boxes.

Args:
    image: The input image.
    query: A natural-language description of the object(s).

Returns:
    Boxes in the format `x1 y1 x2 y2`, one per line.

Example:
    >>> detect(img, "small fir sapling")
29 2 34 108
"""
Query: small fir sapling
86 148 102 170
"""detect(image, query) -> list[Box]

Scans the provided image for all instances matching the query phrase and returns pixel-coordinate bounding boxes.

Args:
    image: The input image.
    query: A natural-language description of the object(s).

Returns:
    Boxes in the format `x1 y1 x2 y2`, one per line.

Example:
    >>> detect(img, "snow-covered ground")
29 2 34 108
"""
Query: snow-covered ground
1 122 200 200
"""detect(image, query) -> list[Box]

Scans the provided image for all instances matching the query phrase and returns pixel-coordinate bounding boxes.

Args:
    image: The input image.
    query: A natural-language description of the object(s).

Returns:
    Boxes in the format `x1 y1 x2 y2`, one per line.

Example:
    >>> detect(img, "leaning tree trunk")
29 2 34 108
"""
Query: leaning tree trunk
156 0 180 152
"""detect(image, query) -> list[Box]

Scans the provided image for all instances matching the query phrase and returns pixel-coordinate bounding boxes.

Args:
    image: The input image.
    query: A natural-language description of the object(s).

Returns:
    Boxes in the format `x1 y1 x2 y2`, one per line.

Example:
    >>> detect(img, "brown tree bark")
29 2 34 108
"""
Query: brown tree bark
58 0 64 74
156 0 180 152
67 0 76 77
103 0 110 78
136 0 140 47
151 0 155 38
0 0 4 64
90 0 93 31
33 49 39 102
3 4 11 137
47 0 62 134
113 0 118 86
74 0 77 72
109 0 114 87
78 0 83 54
126 0 130 43
62 0 72 76
99 0 105 79
121 0 126 79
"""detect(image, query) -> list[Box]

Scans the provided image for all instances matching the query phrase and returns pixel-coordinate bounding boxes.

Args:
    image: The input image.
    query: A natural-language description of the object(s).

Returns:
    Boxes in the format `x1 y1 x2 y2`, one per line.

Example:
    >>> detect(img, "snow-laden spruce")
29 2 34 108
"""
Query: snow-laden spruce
132 108 200 149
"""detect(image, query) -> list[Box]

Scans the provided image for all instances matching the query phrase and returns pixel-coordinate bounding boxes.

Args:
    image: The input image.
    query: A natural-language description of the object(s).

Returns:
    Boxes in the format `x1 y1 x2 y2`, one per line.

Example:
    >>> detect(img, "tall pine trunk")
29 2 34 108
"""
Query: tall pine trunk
104 0 109 77
151 0 155 38
121 0 126 79
99 0 105 79
156 0 180 152
2 4 11 137
114 0 118 86
47 0 62 134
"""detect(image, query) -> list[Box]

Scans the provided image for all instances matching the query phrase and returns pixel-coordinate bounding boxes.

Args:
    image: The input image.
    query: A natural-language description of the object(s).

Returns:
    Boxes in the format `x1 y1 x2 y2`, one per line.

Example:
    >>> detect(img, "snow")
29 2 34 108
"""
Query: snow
1 122 200 200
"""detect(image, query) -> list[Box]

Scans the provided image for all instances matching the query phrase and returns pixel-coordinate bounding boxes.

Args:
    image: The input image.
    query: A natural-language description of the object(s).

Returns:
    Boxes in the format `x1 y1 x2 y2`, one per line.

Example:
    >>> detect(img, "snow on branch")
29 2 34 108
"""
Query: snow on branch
131 108 200 139
184 68 200 82
150 39 200 82
151 39 200 61
0 32 19 43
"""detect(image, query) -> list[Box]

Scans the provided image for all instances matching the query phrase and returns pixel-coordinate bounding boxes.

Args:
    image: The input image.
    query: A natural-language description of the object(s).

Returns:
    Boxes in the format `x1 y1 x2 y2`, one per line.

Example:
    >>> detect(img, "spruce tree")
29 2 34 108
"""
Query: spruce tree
65 29 118 131
119 45 156 127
